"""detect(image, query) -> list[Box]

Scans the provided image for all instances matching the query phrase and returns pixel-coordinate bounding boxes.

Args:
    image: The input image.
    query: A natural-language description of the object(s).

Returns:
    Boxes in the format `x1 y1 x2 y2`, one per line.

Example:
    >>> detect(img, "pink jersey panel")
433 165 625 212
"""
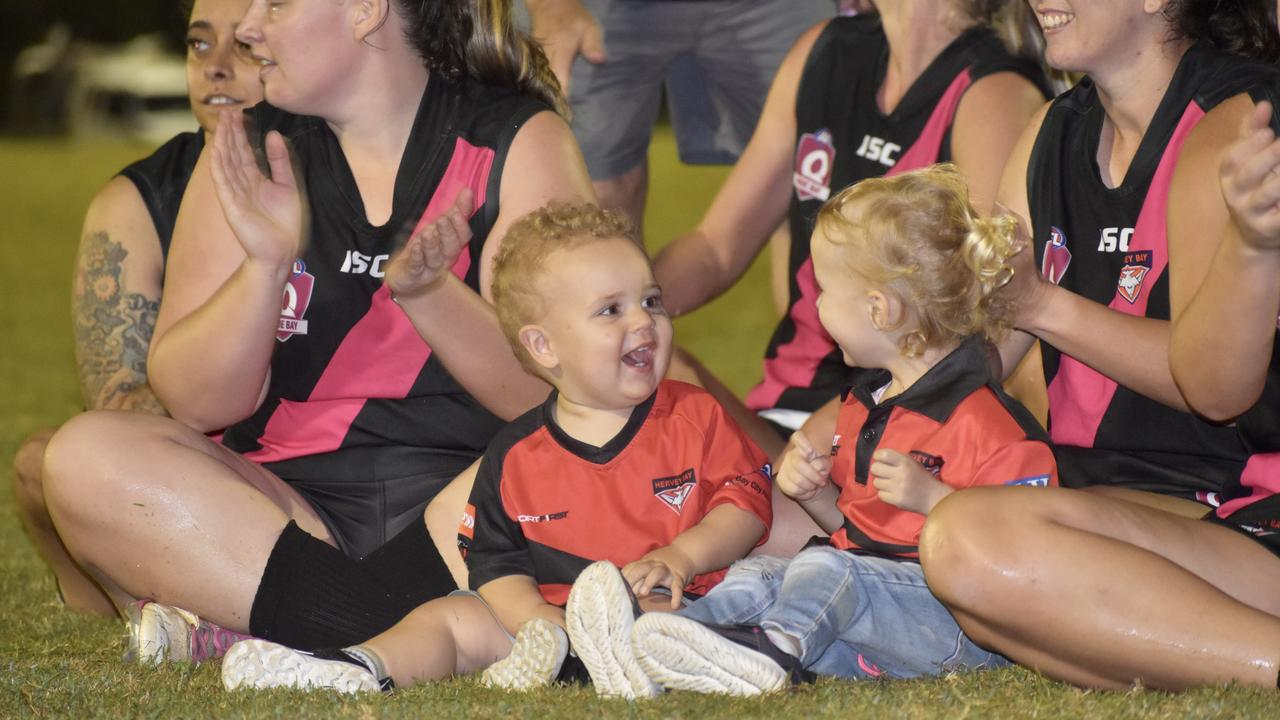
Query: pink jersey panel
246 138 495 462
1046 102 1204 448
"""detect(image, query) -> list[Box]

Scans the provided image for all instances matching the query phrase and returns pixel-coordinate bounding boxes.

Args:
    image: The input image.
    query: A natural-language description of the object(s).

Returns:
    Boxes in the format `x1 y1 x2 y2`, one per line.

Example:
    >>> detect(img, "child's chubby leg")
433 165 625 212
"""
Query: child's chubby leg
222 593 513 693
361 592 514 687
757 546 1006 680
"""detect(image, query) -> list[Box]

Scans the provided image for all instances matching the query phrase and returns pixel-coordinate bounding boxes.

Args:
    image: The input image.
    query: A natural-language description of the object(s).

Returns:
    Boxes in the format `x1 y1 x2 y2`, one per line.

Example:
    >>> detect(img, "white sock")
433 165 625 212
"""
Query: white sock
762 627 802 659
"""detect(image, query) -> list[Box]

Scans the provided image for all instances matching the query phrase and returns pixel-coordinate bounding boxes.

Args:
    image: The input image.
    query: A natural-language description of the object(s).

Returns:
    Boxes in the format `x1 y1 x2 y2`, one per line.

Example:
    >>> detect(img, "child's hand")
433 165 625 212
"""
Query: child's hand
775 431 832 501
869 449 953 515
383 188 474 300
622 546 694 610
1222 101 1280 251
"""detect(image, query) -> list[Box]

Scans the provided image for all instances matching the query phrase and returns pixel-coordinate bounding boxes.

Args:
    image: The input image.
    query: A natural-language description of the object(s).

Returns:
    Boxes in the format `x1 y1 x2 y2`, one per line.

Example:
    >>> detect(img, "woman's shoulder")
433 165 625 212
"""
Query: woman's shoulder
448 76 554 131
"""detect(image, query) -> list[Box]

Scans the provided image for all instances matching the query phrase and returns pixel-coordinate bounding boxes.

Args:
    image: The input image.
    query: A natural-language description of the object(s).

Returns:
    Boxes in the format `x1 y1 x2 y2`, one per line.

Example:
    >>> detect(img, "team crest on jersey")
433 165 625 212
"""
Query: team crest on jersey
1116 251 1153 304
1041 226 1071 285
793 129 836 202
908 450 944 477
652 469 697 515
277 259 314 342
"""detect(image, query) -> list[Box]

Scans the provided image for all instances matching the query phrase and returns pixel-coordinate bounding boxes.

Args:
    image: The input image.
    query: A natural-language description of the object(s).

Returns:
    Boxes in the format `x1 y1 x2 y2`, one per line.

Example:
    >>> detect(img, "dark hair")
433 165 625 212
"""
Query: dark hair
1164 0 1280 62
395 0 568 117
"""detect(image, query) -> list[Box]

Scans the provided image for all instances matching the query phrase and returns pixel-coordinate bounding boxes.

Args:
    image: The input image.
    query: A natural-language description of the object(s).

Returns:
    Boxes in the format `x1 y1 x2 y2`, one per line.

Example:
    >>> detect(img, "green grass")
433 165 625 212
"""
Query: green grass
1 130 1275 717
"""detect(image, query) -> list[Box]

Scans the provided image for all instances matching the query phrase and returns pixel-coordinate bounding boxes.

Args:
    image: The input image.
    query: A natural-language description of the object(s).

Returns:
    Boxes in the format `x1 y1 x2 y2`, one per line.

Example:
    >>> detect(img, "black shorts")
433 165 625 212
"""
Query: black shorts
263 445 476 559
1205 494 1280 559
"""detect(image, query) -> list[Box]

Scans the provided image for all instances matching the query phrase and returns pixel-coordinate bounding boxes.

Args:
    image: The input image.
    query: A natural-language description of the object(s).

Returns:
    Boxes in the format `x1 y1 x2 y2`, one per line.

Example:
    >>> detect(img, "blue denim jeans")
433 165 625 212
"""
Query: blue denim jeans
678 546 1008 679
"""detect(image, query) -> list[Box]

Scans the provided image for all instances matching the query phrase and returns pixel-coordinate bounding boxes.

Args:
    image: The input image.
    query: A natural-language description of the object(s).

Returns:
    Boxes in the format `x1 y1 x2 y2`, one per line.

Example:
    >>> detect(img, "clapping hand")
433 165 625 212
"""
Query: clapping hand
383 188 474 301
1222 100 1280 252
209 109 304 268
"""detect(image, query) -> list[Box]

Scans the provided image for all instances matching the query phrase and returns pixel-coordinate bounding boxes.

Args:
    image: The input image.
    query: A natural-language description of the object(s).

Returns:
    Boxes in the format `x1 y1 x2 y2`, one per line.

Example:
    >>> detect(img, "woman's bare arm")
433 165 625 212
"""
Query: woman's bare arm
651 21 828 317
73 176 168 414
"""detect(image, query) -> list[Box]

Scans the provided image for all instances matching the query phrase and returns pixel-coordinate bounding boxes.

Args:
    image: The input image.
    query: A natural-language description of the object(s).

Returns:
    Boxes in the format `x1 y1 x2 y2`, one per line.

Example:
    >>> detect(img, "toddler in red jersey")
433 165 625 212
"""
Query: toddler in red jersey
464 202 773 698
615 164 1058 694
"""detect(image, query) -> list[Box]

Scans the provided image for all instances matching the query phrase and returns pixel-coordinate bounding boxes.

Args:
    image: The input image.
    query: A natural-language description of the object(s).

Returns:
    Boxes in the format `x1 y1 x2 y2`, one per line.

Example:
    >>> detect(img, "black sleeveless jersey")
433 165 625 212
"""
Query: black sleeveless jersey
220 77 547 474
1027 44 1280 498
748 15 1050 414
118 130 204 263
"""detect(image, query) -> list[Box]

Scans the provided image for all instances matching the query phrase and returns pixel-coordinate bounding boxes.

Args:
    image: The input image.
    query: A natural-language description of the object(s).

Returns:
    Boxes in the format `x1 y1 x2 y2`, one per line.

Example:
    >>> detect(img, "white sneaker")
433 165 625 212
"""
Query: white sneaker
221 639 381 694
564 561 659 699
630 613 790 696
124 601 250 664
482 617 568 690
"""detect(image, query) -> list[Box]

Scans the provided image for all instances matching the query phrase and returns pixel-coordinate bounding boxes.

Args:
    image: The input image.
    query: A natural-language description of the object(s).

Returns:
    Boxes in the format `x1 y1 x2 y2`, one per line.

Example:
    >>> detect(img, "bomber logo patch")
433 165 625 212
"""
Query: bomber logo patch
653 469 697 515
1116 250 1152 304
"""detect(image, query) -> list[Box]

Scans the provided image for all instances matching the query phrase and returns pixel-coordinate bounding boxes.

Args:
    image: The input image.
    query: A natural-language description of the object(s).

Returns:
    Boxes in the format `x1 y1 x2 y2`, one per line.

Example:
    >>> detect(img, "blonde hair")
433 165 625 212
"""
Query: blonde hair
814 163 1018 358
491 202 638 375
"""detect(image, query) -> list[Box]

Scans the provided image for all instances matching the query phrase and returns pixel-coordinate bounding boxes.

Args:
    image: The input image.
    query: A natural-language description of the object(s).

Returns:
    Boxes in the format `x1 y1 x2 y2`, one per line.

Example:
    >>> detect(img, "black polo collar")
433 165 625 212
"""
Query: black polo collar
541 387 658 465
845 336 994 423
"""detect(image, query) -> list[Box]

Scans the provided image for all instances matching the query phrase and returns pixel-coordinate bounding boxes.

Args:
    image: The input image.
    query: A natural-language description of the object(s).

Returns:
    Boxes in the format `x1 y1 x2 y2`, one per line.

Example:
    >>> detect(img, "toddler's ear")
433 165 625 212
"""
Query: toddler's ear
518 324 559 371
866 289 899 331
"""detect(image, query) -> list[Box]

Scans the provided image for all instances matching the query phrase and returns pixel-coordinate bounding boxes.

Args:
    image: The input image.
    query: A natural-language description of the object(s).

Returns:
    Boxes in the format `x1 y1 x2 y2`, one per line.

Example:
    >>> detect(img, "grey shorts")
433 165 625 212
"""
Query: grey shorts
564 0 835 179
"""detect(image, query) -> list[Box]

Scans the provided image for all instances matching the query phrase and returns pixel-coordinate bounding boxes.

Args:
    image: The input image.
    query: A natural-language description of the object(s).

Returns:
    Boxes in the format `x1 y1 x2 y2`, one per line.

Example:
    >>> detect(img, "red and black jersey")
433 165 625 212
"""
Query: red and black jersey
461 381 773 606
827 338 1058 558
1028 44 1280 499
748 16 1050 414
119 129 204 263
219 77 546 471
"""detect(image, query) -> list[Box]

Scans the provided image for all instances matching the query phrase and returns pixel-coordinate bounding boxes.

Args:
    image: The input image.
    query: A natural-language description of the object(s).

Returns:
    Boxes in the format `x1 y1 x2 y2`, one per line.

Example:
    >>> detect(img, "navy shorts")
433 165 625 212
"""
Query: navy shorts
264 445 475 559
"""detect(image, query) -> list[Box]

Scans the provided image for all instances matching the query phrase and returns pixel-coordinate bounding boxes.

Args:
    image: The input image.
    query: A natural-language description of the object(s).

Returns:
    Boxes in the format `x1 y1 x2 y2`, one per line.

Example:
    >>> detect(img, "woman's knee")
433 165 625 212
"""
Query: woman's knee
42 411 181 517
919 488 1039 611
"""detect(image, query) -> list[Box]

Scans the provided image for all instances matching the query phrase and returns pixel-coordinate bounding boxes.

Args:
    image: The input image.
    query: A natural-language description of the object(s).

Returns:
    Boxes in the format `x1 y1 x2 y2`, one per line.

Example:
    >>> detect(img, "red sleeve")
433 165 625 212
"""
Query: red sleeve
698 400 774 543
966 439 1059 490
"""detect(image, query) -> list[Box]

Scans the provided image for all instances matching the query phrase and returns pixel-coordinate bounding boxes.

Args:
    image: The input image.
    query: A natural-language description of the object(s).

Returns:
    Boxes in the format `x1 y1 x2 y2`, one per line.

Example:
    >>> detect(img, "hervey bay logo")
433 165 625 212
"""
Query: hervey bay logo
1041 226 1071 285
653 469 697 515
277 259 314 342
908 450 944 477
793 129 836 202
1116 250 1152 304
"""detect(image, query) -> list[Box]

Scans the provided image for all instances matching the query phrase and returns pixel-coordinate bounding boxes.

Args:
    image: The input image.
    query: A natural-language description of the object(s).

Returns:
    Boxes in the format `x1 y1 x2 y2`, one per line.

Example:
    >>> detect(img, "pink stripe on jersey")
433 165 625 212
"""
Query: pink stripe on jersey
247 137 496 463
886 69 973 178
746 256 834 410
1046 102 1205 448
746 69 974 411
1216 453 1280 517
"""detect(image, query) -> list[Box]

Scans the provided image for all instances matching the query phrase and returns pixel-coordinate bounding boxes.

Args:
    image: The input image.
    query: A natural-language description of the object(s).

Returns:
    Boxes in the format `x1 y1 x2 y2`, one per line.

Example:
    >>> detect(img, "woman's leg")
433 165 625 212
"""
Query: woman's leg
12 427 115 616
41 410 334 631
921 486 1280 690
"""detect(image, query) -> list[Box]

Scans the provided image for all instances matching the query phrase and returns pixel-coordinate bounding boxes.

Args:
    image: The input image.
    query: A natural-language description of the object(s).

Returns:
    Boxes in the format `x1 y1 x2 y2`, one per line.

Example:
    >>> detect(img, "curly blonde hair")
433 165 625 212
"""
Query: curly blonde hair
491 202 638 375
814 163 1019 358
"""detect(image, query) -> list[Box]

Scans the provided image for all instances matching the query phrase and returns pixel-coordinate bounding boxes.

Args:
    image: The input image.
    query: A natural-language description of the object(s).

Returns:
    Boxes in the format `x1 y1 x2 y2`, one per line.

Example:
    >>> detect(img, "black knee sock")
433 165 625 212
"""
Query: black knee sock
359 516 457 603
249 521 455 650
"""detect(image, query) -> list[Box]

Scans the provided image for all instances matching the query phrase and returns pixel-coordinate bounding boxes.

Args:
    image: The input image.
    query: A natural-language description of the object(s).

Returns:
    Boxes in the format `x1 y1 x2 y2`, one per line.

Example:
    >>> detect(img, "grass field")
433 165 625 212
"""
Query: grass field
1 130 1275 718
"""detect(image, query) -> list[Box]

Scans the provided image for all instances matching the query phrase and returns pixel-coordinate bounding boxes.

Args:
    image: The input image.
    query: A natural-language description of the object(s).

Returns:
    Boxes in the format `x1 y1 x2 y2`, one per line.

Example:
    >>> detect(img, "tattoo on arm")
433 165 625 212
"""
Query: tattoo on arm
73 231 167 415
